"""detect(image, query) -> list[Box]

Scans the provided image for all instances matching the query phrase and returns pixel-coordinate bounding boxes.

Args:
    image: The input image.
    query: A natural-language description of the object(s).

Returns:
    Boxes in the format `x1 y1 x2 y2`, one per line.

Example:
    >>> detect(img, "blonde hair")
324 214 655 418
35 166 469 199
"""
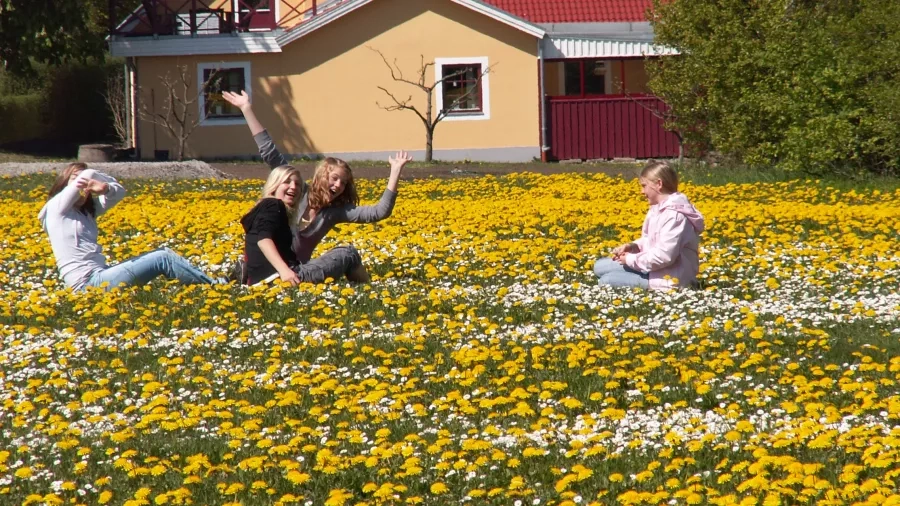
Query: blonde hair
260 165 304 222
308 157 358 211
640 160 679 193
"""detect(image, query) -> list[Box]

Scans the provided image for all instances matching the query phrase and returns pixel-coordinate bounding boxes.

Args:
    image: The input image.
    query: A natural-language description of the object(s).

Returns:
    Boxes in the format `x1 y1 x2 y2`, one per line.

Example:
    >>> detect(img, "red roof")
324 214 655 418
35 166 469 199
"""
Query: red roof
483 0 652 23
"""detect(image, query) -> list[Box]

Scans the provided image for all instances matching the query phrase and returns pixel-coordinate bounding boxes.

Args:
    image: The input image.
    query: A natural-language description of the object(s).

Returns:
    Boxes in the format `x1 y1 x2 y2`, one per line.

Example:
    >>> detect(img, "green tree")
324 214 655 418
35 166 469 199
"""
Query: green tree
648 0 900 175
0 0 137 76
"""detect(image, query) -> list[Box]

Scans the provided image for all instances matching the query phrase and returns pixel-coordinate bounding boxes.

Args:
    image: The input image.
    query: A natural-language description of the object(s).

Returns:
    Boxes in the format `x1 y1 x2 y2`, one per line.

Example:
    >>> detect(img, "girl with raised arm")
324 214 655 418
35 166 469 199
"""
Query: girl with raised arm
222 90 412 284
39 163 218 291
241 165 366 285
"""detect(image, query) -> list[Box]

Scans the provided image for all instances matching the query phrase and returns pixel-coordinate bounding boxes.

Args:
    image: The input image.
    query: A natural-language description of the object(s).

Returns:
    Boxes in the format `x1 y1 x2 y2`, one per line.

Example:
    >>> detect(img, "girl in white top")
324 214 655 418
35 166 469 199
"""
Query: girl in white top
39 163 219 291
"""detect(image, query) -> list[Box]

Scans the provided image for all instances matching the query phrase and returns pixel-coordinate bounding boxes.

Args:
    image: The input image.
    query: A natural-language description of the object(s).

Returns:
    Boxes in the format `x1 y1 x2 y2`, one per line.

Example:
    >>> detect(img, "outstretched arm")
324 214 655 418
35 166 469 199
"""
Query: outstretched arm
222 90 265 136
222 90 288 169
386 150 412 192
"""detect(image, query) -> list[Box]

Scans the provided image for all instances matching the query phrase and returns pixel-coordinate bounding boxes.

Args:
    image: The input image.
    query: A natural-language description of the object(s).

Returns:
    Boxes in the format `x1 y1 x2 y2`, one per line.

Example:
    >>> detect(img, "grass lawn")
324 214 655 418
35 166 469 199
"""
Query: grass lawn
1 172 899 505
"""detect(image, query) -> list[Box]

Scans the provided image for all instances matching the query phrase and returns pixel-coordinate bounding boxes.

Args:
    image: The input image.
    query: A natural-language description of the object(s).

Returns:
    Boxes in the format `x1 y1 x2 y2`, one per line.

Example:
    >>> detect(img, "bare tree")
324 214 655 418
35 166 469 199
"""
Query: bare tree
102 71 129 148
370 47 494 162
138 65 217 161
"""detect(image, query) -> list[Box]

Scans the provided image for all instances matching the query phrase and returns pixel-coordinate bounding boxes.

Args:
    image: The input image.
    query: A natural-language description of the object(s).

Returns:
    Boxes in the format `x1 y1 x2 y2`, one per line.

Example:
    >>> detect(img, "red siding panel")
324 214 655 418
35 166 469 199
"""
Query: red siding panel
547 97 679 161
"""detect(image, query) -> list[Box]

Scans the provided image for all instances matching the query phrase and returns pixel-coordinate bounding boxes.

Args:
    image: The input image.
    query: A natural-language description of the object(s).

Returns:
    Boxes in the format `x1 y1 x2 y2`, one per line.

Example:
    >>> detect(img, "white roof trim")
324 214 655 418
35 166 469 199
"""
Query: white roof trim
276 0 375 46
543 37 678 59
277 0 544 46
449 0 545 38
109 33 281 57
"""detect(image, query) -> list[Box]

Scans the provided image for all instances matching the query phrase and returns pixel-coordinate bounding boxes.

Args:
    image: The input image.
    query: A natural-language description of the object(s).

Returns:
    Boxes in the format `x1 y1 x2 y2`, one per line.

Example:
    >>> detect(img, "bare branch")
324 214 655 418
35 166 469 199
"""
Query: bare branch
102 72 129 147
368 46 429 91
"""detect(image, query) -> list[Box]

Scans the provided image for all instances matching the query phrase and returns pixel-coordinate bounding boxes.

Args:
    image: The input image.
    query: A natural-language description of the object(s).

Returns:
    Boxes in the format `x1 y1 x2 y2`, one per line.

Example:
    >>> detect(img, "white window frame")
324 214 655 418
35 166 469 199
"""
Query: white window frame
197 61 251 126
434 57 491 122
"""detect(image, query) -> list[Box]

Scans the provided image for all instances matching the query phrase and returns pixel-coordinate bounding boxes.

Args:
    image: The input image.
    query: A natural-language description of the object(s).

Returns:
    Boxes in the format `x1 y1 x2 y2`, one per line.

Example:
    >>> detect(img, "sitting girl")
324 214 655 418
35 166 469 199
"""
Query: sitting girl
222 90 411 283
39 163 218 291
594 161 705 289
241 165 366 285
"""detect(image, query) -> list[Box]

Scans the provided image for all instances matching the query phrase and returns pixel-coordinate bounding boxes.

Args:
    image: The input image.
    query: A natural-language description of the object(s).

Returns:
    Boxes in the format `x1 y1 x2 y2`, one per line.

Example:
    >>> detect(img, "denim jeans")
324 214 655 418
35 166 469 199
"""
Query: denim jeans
82 248 215 291
593 258 650 289
293 245 362 284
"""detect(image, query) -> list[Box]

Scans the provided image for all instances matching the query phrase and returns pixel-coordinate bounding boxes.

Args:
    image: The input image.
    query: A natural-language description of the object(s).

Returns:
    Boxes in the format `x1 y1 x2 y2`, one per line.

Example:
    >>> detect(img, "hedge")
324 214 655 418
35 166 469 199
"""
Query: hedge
0 94 45 145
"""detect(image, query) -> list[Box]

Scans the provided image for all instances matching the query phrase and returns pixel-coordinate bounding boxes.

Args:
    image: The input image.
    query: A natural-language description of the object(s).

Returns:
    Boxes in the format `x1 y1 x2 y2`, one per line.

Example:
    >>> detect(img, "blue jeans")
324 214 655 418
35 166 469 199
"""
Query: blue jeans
593 258 650 289
82 248 215 292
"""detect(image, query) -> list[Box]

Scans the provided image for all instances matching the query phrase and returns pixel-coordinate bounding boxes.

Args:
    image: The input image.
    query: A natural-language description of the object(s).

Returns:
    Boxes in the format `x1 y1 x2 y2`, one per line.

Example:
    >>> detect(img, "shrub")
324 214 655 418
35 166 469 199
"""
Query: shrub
0 94 45 145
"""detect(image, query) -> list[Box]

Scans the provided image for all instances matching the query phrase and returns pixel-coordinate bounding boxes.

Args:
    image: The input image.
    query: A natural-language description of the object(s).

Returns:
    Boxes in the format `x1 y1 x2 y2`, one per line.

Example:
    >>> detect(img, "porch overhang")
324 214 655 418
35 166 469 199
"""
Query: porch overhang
109 32 281 57
538 22 677 58
542 37 678 58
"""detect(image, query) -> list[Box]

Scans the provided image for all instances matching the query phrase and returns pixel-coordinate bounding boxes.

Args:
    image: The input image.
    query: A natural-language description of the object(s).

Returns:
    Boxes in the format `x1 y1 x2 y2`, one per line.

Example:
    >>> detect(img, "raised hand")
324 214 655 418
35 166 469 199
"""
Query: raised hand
388 150 413 174
222 90 251 110
86 179 109 196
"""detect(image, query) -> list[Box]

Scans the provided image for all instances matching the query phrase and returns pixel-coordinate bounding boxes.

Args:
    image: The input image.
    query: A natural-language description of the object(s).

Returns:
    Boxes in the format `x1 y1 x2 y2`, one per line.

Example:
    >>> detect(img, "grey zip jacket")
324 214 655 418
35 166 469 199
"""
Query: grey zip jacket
37 169 126 289
254 130 397 262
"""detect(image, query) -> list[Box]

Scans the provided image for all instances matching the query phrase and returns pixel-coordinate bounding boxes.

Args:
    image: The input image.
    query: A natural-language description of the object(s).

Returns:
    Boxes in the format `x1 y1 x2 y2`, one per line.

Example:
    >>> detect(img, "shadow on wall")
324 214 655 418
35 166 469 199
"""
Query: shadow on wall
269 74 319 176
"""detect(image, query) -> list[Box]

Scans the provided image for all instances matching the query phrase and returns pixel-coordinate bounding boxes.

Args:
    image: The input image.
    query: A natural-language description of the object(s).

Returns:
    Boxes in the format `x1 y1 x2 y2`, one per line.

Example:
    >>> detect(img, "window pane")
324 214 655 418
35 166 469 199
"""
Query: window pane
204 68 245 118
563 61 581 96
584 60 606 95
442 64 482 112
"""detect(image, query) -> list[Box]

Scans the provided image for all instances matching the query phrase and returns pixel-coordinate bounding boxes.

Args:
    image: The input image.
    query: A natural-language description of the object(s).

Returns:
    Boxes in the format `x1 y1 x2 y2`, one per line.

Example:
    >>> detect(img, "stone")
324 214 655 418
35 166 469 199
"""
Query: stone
77 144 115 163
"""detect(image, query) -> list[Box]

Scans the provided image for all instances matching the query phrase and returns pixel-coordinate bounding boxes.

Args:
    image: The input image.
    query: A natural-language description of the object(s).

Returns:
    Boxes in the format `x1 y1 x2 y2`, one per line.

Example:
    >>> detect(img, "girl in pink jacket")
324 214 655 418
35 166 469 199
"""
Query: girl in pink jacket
594 161 705 289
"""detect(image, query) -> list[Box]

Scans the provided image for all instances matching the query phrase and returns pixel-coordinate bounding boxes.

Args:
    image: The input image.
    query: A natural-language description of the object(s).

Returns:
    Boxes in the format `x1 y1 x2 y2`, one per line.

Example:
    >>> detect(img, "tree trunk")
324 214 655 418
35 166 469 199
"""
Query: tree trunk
425 89 434 162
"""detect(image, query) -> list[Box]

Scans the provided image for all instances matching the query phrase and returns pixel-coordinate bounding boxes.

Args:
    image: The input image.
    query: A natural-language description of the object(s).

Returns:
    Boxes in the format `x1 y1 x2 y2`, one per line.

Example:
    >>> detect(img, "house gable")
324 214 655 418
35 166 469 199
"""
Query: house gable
275 0 546 47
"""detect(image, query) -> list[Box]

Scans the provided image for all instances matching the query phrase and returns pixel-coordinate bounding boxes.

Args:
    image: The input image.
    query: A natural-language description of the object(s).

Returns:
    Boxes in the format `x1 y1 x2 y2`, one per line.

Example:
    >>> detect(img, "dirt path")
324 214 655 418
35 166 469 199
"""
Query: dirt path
211 160 643 181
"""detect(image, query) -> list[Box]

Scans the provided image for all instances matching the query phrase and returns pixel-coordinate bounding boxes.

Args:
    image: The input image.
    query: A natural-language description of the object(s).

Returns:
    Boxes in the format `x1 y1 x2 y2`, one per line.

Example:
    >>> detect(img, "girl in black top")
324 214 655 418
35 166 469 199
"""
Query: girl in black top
241 166 363 285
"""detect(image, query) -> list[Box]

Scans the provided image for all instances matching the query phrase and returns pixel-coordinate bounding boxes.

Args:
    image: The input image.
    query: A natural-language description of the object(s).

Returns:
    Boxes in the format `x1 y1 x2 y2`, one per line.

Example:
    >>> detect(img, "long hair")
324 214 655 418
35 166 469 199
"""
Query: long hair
48 162 96 217
260 165 304 223
640 160 679 194
308 157 359 211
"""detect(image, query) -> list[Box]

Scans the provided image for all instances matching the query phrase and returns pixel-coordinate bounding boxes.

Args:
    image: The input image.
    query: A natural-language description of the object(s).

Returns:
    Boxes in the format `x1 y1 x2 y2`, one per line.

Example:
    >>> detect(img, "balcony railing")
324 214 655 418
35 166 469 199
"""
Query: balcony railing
110 0 348 37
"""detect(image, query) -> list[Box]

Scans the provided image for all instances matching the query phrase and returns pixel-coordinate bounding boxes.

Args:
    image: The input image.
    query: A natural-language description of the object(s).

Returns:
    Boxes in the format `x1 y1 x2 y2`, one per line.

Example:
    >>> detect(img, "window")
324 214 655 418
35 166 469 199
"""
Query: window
434 57 491 122
441 64 482 113
561 59 608 97
198 62 251 125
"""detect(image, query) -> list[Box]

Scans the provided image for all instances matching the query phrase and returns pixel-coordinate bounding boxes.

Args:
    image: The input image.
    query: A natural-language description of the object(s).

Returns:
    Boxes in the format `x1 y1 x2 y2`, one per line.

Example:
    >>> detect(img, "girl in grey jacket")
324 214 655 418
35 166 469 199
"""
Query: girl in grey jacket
39 163 218 291
222 91 412 283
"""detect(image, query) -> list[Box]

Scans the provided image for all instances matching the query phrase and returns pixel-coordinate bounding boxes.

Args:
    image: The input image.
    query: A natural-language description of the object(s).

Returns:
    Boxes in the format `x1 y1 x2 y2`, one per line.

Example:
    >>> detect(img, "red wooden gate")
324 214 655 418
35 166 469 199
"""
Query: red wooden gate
548 96 680 161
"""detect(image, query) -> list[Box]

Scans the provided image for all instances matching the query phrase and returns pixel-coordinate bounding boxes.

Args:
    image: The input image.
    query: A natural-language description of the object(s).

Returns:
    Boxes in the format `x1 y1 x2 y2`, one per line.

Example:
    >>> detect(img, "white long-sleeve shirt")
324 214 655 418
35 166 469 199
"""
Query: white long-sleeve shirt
37 169 126 289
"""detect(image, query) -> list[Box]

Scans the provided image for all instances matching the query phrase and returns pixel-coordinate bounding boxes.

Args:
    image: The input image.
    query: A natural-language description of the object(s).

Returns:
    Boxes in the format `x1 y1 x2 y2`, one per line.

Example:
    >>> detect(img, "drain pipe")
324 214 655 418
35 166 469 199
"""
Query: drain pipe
538 38 550 162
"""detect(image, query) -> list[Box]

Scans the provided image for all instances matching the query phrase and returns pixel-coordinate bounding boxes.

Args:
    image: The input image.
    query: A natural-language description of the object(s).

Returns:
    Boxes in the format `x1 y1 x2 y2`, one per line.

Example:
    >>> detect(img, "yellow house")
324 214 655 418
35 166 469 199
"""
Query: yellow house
109 0 678 162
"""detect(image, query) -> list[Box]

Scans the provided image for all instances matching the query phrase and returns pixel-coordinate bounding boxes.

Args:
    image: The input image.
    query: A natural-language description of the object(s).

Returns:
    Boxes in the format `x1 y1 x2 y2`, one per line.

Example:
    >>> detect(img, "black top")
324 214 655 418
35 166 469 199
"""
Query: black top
241 198 298 283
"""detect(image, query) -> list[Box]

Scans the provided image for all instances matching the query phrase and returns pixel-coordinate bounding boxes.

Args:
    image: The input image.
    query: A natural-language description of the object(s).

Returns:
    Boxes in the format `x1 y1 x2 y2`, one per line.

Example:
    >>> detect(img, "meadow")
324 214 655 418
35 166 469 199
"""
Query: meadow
1 171 899 506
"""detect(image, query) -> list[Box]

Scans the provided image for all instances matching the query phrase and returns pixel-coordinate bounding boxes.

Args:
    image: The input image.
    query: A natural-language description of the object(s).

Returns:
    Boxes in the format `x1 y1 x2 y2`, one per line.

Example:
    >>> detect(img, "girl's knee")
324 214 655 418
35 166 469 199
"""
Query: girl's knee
593 258 615 278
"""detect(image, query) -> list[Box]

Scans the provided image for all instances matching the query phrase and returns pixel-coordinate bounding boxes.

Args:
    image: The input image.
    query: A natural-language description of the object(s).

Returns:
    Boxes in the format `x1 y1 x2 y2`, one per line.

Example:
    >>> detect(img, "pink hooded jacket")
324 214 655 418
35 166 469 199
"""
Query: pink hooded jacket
623 192 705 289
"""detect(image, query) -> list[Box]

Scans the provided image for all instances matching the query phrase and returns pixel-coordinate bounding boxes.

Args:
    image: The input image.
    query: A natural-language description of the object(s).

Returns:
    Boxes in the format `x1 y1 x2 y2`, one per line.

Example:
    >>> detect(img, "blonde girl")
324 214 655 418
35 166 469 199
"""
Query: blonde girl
241 165 365 285
223 90 411 283
594 161 705 289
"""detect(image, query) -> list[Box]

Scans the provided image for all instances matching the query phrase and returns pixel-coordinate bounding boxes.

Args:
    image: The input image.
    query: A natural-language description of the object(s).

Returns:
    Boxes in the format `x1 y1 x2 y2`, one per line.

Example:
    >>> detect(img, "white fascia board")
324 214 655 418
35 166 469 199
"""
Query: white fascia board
277 0 544 47
450 0 545 38
542 37 678 59
109 33 281 57
276 0 375 46
540 22 655 41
